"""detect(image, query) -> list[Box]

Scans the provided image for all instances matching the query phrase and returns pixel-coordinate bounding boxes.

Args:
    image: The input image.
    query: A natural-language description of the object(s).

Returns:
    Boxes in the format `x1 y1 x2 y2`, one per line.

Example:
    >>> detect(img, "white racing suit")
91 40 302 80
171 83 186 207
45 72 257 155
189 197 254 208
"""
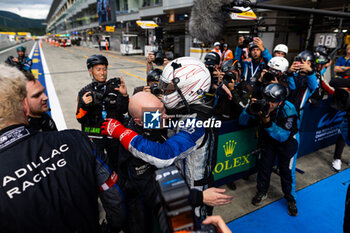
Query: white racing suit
125 103 216 219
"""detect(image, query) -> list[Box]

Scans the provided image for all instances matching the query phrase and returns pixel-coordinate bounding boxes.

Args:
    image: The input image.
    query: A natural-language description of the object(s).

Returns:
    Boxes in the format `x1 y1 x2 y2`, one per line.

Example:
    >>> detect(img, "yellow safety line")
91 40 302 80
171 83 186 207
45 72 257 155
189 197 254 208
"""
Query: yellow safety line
107 53 145 65
121 70 146 81
72 47 146 66
124 58 145 65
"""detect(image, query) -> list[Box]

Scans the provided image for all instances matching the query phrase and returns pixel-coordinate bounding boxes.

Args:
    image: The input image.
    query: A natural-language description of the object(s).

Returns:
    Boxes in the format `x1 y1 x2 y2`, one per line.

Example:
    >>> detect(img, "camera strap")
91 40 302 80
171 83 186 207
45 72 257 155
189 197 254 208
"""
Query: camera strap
94 82 108 120
250 61 260 80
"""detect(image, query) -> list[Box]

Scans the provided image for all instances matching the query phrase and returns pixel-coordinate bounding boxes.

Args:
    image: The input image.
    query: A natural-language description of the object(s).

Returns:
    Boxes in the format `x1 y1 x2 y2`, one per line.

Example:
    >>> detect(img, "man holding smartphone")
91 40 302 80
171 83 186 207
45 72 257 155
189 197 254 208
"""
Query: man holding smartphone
286 51 318 114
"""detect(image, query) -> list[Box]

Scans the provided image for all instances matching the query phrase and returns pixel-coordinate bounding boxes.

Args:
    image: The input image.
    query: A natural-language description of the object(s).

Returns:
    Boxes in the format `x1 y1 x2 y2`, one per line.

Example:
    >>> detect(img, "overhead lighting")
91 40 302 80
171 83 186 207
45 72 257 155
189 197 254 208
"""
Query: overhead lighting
333 29 339 33
342 29 348 33
238 31 250 34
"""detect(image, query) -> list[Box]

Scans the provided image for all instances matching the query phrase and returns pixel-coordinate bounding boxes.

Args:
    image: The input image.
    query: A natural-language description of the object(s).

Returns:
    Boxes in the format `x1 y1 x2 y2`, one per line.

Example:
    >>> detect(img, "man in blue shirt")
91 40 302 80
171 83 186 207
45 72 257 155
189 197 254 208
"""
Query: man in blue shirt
7 46 32 73
286 51 318 114
335 44 350 78
239 83 299 216
235 41 269 86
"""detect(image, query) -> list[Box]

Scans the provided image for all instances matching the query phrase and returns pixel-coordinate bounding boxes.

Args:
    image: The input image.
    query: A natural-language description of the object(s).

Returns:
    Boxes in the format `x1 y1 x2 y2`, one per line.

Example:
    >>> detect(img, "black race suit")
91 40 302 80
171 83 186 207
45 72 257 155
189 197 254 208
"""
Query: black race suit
76 79 128 170
28 112 57 132
0 124 126 233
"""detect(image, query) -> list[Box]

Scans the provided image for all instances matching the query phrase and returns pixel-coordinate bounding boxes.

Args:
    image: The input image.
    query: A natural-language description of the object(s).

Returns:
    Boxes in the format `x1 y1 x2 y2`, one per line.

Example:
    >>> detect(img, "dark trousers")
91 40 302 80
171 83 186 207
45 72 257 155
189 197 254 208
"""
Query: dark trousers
334 115 350 160
92 137 120 172
334 135 345 160
257 138 298 202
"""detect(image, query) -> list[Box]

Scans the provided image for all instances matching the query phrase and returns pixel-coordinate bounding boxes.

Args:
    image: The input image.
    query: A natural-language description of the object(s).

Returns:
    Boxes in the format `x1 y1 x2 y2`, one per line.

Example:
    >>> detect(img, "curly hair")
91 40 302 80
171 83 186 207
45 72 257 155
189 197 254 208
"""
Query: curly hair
0 64 27 129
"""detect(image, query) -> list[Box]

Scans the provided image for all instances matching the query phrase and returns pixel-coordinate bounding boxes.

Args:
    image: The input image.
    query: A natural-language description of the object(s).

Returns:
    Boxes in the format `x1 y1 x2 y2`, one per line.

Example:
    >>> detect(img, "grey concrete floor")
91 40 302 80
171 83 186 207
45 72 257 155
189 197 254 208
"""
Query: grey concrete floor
41 42 152 130
2 42 349 225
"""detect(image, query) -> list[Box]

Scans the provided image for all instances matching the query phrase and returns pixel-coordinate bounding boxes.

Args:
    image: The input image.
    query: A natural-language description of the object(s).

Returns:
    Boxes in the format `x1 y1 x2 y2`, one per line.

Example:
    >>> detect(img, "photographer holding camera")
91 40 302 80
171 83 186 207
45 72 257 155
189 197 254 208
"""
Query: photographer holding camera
309 45 333 105
235 35 251 62
253 38 289 60
204 52 228 104
239 83 299 217
215 59 253 120
5 46 32 73
256 57 290 98
133 68 163 99
76 54 129 170
235 37 269 87
286 50 317 115
204 52 222 82
146 50 174 74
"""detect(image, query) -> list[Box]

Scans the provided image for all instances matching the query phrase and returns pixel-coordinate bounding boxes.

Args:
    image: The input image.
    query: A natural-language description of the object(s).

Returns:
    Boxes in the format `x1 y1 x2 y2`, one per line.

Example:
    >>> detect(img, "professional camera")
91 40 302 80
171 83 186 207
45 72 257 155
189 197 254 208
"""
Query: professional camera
5 56 22 70
106 77 121 89
87 90 105 105
261 70 277 84
247 98 270 116
239 35 253 48
86 77 121 105
153 50 165 66
155 166 218 233
150 82 163 95
5 56 17 66
223 71 237 83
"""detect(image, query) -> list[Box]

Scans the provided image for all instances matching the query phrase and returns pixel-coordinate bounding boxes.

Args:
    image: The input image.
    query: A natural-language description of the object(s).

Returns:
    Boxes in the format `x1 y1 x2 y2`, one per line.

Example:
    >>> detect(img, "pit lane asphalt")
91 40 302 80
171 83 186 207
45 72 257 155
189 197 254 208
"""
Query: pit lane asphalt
2 41 349 224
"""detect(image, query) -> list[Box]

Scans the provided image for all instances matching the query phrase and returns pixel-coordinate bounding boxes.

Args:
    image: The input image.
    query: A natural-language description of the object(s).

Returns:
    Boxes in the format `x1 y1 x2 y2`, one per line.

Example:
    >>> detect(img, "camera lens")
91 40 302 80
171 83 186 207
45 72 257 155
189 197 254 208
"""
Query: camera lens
262 71 275 84
154 52 164 66
223 72 236 83
150 83 162 95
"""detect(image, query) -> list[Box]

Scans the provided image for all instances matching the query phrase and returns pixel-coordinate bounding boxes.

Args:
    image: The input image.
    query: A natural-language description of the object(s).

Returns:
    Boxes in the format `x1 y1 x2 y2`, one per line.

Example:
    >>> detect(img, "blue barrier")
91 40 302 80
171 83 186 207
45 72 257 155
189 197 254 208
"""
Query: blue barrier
213 98 345 186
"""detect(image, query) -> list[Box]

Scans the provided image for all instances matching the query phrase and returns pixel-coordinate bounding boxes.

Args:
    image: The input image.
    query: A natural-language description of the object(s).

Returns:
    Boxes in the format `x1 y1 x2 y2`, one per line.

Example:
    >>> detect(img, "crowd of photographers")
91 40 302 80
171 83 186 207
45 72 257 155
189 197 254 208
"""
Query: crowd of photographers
1 34 350 233
139 35 350 225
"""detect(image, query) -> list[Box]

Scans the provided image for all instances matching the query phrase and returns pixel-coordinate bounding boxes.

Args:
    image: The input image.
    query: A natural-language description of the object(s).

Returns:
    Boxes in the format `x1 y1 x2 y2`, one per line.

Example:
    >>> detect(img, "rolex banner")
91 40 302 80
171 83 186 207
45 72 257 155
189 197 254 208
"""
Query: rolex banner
213 99 345 186
214 125 259 183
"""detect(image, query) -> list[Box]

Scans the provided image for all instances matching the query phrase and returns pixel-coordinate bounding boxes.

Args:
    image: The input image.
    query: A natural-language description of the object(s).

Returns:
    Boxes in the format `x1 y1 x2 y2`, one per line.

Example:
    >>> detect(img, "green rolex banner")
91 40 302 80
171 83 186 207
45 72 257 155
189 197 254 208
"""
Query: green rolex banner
214 127 259 181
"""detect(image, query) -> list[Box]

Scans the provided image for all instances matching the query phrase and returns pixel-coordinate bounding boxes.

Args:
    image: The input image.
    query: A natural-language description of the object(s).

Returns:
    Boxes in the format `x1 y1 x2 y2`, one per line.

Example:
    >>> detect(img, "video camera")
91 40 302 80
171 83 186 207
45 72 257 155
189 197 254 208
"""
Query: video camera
155 166 217 233
247 98 270 116
86 77 121 105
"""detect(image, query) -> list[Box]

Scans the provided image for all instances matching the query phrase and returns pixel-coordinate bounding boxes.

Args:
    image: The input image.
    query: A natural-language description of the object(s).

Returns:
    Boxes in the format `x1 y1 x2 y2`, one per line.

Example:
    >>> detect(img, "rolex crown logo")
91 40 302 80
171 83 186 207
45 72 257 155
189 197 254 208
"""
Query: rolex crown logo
223 140 237 157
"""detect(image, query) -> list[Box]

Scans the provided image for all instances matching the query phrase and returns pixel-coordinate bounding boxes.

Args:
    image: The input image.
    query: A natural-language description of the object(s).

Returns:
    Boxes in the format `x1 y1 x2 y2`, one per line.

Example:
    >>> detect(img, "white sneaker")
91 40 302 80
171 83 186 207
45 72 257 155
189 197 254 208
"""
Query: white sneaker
332 159 342 172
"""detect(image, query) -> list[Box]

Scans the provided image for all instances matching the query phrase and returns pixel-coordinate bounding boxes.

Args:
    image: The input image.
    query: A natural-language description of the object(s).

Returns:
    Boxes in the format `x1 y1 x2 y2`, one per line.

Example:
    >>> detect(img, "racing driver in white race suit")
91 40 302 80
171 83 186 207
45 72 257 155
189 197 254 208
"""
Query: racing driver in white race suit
101 57 219 220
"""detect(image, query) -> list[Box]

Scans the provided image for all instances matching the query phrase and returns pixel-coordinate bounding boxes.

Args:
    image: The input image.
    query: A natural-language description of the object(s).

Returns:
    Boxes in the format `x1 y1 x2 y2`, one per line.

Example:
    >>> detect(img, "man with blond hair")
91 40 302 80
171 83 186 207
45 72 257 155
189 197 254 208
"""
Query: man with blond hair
0 64 125 233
